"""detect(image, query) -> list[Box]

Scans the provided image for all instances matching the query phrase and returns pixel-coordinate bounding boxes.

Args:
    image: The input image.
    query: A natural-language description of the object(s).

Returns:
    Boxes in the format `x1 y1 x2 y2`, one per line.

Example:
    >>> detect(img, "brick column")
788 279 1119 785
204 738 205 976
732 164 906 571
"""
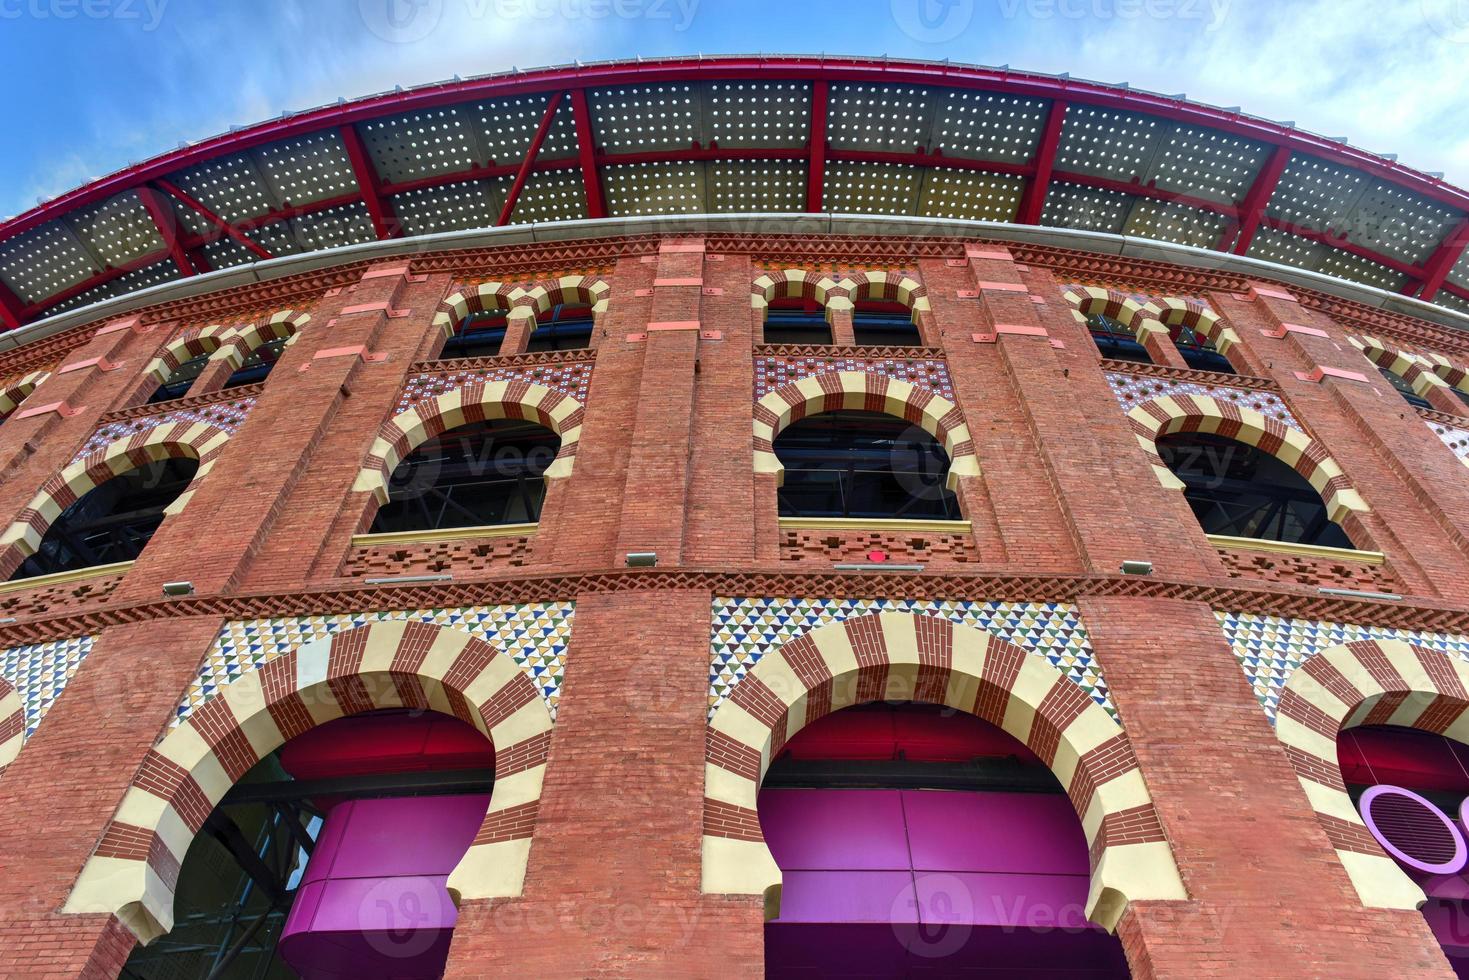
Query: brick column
0 615 225 978
444 587 764 976
1078 595 1451 978
1213 284 1469 598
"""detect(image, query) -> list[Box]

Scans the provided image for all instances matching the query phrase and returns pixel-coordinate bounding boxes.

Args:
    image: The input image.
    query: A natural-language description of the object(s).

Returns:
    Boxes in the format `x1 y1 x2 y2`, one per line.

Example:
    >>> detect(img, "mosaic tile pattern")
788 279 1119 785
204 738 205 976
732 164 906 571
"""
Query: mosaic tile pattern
0 635 95 737
754 356 954 400
397 363 593 414
1217 610 1469 723
1105 371 1299 427
178 603 574 725
1425 417 1469 464
710 597 1109 718
75 397 257 463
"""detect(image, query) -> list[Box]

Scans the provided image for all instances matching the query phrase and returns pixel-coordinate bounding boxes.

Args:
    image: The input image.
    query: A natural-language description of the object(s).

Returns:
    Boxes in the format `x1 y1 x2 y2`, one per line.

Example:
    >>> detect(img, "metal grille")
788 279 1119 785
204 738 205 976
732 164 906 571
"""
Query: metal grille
603 162 703 216
0 221 97 305
828 84 935 154
933 91 1047 163
918 169 1024 222
709 161 806 213
1268 153 1367 232
1146 124 1269 205
359 108 479 184
824 162 923 215
1124 199 1227 250
589 84 700 152
254 131 357 205
1057 107 1162 180
504 170 586 224
391 180 503 235
67 190 159 266
1040 181 1132 234
708 81 810 148
1341 181 1462 266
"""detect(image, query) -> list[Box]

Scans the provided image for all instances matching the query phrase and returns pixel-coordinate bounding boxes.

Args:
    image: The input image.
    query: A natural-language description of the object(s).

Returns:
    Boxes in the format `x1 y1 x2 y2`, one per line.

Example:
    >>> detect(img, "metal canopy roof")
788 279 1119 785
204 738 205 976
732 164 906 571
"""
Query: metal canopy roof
4 54 1469 331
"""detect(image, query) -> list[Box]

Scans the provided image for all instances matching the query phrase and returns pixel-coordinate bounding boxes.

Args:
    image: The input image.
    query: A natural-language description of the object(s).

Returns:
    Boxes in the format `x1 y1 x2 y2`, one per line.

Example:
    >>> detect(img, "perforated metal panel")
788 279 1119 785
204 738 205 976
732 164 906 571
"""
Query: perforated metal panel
0 221 98 305
244 222 308 258
1124 199 1227 250
1145 125 1269 206
709 161 806 212
66 191 160 267
359 108 479 185
198 236 258 272
45 260 180 316
1316 247 1407 292
1040 181 1132 234
166 151 279 225
604 162 704 216
1448 247 1469 291
1056 107 1162 181
288 201 377 250
589 84 700 152
707 82 810 149
254 131 357 206
469 93 579 164
1433 290 1469 315
823 162 923 215
1339 181 1461 266
505 170 586 224
391 180 504 235
1245 225 1326 270
933 92 1047 164
827 84 935 154
1267 154 1367 231
918 169 1023 222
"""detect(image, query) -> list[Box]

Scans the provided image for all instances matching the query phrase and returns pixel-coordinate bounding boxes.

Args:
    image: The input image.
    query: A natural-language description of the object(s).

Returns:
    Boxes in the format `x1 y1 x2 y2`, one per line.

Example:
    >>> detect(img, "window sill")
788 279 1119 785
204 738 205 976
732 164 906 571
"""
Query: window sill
778 516 971 534
351 523 538 547
1206 534 1384 565
0 559 136 594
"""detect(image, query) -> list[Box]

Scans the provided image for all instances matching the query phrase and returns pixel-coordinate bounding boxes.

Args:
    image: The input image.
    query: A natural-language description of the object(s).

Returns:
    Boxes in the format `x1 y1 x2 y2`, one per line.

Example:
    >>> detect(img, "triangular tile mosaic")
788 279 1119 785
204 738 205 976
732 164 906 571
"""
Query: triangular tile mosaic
0 635 96 738
709 597 1110 720
177 603 574 726
1104 372 1298 427
1217 610 1469 724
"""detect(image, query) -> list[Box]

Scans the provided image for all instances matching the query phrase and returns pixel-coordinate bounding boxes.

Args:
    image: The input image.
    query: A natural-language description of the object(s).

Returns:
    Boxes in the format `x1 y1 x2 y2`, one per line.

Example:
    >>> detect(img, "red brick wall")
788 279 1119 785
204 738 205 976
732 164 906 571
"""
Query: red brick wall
0 238 1467 978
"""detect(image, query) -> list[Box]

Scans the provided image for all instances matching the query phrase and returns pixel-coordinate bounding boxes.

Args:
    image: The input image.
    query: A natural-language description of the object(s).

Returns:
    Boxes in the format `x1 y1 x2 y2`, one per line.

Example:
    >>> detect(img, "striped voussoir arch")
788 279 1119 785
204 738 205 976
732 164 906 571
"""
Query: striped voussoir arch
753 371 981 490
1348 335 1453 399
1127 394 1368 523
141 324 239 386
204 310 311 372
701 612 1187 930
1273 639 1469 910
0 421 231 576
522 275 610 319
750 269 850 319
431 281 528 337
1145 297 1240 354
843 269 931 318
1062 285 1168 344
0 678 22 773
1422 350 1469 393
63 620 554 944
0 368 50 417
354 380 585 504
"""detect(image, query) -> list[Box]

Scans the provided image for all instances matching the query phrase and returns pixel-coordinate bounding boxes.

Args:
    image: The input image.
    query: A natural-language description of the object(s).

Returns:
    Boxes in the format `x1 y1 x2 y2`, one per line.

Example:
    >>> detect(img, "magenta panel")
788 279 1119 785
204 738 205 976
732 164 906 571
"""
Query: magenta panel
759 789 911 870
904 790 1089 876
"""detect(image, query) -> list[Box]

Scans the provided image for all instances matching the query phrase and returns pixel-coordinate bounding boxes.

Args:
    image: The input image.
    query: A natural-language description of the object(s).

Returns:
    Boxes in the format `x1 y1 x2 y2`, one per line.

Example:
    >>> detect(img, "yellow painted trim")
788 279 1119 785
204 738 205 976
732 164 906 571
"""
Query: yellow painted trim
1207 534 1384 565
350 523 538 547
777 517 972 534
0 559 135 594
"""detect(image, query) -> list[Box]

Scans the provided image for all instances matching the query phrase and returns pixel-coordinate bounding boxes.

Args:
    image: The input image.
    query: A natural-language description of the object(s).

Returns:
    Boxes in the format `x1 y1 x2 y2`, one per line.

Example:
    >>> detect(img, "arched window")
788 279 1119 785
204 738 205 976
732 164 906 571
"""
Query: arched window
440 310 508 360
222 335 291 389
525 303 594 353
1337 725 1469 974
1378 366 1433 410
370 418 560 533
147 353 210 403
118 709 494 980
761 701 1130 976
773 410 960 520
1157 432 1353 548
763 297 833 346
852 299 922 346
1170 322 1234 373
1086 313 1152 364
10 457 199 579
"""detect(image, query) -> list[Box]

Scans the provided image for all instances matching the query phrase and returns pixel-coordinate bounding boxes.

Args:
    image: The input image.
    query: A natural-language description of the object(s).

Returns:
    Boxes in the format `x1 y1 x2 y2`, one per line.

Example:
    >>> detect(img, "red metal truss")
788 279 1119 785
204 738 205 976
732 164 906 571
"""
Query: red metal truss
1224 145 1292 254
0 283 25 331
806 81 829 213
153 179 274 260
498 92 566 226
339 124 399 240
137 185 197 277
569 89 606 220
1416 217 1469 301
1016 100 1065 225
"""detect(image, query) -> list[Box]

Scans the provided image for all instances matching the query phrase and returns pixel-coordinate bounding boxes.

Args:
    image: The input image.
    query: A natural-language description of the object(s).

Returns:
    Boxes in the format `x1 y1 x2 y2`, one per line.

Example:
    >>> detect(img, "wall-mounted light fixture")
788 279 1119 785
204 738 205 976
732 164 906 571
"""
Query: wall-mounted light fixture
626 552 658 567
161 581 195 596
1120 560 1153 576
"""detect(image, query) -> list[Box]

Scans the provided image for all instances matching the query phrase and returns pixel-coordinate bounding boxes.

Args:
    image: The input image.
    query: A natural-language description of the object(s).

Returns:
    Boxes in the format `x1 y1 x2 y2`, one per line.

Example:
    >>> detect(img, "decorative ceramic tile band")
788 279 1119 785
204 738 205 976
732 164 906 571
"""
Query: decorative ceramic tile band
754 355 953 400
397 363 594 413
0 634 95 737
1105 372 1298 427
1425 416 1469 465
74 397 257 463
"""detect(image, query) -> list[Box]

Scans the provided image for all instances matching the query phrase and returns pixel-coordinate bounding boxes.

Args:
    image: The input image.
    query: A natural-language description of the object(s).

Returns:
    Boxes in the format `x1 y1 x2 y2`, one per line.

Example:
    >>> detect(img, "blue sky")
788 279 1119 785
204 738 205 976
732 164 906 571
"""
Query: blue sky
2 0 1468 219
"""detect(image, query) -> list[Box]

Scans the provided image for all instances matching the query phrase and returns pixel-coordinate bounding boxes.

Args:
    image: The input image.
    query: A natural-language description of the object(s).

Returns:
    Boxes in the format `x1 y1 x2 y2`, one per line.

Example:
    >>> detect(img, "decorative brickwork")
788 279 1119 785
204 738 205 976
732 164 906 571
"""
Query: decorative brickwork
75 393 256 463
340 532 536 578
1104 367 1297 427
777 525 979 565
397 354 594 411
1214 547 1403 594
753 351 951 399
0 568 127 620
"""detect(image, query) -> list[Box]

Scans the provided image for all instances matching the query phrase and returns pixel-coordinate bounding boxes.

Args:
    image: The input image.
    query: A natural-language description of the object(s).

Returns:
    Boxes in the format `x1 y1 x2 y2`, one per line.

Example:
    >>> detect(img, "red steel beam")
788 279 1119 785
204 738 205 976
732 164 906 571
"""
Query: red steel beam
0 282 25 330
569 89 606 219
1016 99 1066 225
1049 170 1240 220
1415 217 1469 301
153 178 273 260
498 91 565 226
1226 144 1292 254
137 185 197 277
1260 216 1426 279
339 124 399 240
807 80 829 212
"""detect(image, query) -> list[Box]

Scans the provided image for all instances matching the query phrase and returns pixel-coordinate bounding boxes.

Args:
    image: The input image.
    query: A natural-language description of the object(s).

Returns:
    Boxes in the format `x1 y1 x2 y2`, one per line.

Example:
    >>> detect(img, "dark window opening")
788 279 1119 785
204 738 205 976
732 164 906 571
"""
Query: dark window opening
1170 322 1235 374
1379 366 1433 410
1455 387 1469 410
524 303 593 353
764 298 833 346
370 417 559 534
852 299 922 347
440 310 509 360
1087 313 1152 364
773 410 960 521
1158 431 1353 548
147 353 210 403
12 457 199 580
222 336 291 389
